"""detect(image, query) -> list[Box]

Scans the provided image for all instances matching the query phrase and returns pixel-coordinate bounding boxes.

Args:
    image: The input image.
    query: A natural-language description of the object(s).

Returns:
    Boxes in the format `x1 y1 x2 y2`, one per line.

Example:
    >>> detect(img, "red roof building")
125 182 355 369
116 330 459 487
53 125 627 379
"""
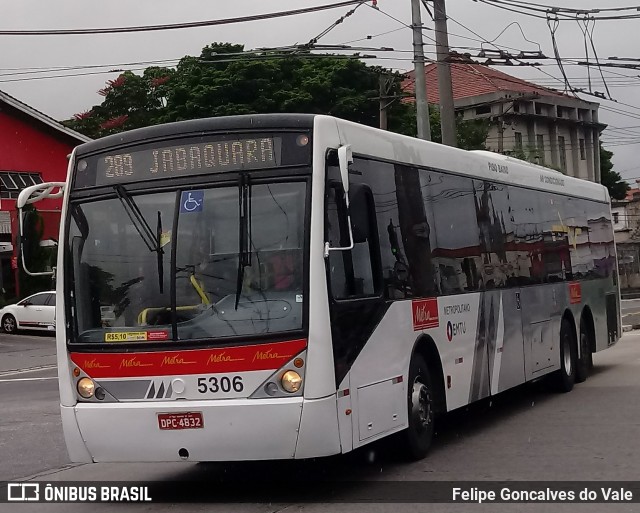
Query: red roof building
0 90 90 298
403 59 605 183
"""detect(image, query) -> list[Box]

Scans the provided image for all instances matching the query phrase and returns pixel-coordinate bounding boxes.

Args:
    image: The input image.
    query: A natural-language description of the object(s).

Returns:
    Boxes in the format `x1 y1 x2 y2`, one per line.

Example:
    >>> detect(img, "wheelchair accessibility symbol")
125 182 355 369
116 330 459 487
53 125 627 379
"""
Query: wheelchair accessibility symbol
180 190 204 213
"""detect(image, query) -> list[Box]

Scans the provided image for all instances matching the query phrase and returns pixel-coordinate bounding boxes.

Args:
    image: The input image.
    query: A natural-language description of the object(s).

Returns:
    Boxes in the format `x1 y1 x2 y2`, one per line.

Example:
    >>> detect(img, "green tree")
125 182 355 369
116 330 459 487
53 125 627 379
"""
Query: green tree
65 67 174 137
600 144 629 200
62 42 487 147
397 106 488 150
64 44 413 138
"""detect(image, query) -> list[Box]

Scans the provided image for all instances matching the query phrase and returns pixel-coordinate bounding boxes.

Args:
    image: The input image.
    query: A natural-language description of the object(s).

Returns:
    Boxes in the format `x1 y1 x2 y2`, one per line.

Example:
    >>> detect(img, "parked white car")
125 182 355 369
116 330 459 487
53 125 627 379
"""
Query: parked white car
0 291 56 333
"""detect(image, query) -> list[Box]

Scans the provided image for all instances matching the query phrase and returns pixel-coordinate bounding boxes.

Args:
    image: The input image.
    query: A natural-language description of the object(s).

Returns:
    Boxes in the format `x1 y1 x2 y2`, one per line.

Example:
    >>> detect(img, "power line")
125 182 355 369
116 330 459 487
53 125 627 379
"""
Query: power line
340 27 408 45
306 0 367 46
479 0 640 21
0 1 365 36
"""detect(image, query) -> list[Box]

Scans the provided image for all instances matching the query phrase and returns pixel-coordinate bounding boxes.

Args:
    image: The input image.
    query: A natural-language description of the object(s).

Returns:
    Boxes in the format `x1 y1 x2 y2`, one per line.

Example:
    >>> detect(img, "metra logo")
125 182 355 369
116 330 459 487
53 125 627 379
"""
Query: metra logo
119 357 153 370
446 320 466 341
83 358 110 369
206 352 244 365
412 298 439 330
569 282 582 304
252 349 286 363
160 354 196 366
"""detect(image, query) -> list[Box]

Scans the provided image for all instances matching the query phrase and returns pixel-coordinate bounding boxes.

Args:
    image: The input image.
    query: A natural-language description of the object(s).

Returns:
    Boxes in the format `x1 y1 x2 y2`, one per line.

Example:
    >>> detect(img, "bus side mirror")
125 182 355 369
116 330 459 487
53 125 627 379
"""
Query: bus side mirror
17 182 66 278
337 145 352 201
324 147 356 258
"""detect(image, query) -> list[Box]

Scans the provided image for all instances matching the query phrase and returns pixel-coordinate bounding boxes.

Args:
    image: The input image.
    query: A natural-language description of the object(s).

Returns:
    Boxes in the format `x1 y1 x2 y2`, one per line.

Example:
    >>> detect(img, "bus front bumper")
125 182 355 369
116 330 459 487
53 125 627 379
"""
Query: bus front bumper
62 396 333 462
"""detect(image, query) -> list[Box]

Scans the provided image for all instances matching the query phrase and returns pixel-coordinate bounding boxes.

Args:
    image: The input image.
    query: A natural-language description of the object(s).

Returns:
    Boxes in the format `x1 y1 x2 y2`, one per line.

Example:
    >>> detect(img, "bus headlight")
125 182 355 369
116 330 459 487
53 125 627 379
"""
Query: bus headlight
281 371 302 393
77 377 95 398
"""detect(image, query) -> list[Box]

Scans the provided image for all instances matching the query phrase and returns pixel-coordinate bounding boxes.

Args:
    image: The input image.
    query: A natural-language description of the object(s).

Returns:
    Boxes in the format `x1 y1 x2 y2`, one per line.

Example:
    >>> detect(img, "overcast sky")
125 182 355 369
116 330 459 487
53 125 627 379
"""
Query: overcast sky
2 0 639 181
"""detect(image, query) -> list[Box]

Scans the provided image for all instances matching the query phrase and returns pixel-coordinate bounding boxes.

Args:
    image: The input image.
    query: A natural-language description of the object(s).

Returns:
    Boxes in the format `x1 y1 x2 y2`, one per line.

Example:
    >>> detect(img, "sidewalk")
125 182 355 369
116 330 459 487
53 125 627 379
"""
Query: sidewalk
622 312 640 332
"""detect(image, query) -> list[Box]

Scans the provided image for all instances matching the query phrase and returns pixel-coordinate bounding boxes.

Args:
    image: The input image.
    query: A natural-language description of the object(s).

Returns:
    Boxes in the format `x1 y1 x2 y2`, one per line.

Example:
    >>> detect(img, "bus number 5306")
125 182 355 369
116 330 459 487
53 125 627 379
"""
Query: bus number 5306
197 376 244 394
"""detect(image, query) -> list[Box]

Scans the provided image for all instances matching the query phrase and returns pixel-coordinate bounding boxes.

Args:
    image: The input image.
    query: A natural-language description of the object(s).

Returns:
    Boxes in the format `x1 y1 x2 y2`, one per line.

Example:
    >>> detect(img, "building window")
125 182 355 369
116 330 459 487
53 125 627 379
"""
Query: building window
579 138 586 160
0 172 43 199
513 102 520 113
613 212 620 224
557 106 564 118
536 134 545 164
514 132 523 149
475 105 491 115
619 248 640 274
558 136 567 172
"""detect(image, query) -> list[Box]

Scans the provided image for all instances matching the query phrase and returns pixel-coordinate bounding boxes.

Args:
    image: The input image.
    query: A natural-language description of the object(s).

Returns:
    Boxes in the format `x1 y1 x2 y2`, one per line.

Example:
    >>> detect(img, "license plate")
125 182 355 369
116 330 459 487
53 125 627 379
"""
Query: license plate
157 412 204 430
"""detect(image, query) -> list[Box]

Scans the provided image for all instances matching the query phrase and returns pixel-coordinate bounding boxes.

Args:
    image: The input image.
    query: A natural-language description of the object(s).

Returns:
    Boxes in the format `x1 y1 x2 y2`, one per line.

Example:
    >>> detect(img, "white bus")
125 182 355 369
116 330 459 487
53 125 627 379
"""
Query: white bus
18 114 620 462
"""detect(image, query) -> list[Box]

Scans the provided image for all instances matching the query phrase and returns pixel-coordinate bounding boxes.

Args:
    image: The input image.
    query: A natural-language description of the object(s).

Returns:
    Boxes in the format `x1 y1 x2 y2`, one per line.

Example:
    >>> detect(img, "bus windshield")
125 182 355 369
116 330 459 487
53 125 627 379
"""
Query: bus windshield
67 180 307 344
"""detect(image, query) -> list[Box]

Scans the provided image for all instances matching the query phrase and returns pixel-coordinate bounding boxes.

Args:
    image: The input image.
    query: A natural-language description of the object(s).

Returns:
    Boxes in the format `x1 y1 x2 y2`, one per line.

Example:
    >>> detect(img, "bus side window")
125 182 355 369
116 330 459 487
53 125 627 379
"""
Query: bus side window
326 182 381 299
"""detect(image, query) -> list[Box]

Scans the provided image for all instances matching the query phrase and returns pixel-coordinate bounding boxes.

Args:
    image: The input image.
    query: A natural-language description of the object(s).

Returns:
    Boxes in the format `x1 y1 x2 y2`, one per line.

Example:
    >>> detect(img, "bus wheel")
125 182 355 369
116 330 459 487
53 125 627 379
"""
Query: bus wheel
2 314 17 334
554 318 577 392
576 317 593 383
402 353 435 460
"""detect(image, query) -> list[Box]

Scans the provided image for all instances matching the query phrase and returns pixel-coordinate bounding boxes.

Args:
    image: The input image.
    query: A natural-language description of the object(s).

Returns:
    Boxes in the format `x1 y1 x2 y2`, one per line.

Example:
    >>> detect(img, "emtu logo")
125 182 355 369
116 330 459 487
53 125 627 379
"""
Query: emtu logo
569 282 582 305
446 320 466 341
412 299 439 330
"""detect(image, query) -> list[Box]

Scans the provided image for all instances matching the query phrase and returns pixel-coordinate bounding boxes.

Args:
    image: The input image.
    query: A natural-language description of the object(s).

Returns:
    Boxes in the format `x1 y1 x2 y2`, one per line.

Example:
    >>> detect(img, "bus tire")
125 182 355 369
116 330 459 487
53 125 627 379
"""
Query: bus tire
402 353 435 460
2 314 17 334
576 316 592 383
554 317 577 392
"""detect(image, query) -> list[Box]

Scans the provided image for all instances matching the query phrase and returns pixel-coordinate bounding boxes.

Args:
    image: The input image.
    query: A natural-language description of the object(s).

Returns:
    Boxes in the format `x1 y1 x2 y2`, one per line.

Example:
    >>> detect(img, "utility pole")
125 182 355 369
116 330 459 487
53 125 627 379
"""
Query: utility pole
411 0 431 140
379 74 398 130
432 0 457 147
379 75 389 130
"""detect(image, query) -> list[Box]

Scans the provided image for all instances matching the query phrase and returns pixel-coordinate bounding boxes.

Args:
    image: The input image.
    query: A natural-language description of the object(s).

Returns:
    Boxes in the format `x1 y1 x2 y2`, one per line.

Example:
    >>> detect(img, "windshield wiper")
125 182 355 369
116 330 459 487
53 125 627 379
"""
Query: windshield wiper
156 211 164 293
235 174 252 310
114 184 164 291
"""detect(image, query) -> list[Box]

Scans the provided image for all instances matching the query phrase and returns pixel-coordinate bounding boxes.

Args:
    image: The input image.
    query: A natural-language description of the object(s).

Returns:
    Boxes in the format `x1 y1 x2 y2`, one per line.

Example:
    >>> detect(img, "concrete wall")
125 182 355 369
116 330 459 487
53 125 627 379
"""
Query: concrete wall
460 96 600 183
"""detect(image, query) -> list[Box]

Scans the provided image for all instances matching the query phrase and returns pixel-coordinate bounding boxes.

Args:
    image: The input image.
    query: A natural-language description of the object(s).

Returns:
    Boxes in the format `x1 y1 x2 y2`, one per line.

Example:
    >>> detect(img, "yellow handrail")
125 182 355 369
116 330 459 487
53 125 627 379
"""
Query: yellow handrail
189 275 210 305
137 273 211 325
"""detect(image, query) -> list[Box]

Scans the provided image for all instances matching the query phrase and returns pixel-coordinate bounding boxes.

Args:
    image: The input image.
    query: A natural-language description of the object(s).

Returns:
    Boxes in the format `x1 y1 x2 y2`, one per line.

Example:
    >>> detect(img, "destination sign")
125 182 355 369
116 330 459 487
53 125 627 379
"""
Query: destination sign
73 132 310 189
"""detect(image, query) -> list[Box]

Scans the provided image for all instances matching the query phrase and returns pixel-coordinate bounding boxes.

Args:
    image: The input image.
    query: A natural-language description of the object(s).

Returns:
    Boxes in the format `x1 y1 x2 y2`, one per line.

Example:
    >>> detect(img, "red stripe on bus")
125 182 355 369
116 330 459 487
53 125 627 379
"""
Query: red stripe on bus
70 339 307 378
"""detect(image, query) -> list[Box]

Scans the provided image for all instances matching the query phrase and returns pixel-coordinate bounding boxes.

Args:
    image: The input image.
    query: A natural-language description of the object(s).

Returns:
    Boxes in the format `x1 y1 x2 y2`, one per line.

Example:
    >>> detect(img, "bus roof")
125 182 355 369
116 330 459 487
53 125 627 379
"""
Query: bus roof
74 113 609 204
327 115 609 203
75 114 317 156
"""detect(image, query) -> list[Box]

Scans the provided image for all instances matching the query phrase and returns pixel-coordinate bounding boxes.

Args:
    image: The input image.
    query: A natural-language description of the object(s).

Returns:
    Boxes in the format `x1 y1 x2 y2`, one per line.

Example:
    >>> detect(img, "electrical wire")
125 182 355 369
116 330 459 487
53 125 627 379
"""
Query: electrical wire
0 1 365 36
305 0 367 47
479 0 640 21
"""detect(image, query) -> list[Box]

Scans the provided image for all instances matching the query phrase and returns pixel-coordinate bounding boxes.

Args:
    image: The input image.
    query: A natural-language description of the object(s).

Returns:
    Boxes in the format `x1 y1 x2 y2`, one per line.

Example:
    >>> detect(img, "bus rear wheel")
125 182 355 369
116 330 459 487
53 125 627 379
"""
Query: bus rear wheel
576 316 593 383
402 353 435 460
554 318 577 392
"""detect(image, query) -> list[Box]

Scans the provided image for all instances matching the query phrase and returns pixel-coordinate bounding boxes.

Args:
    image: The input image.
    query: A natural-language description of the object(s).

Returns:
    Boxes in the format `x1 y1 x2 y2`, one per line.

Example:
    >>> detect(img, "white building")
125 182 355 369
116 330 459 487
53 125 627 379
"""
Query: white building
403 57 605 182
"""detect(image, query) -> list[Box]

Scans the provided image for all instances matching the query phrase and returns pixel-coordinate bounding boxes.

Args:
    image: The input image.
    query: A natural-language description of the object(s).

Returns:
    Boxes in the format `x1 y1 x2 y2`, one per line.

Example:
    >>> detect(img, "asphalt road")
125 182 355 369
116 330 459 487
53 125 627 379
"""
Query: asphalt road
2 331 640 513
621 299 640 315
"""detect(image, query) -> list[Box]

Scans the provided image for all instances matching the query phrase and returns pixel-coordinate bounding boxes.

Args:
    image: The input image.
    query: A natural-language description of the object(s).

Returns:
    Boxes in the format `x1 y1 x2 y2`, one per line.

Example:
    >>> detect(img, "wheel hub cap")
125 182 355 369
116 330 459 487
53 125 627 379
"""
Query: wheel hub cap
411 380 432 432
563 335 572 375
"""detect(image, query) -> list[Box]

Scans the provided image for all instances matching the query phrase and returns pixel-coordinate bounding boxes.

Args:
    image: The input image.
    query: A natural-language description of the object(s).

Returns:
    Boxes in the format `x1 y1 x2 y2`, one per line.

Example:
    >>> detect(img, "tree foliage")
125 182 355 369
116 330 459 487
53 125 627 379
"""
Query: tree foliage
63 43 487 149
600 144 629 200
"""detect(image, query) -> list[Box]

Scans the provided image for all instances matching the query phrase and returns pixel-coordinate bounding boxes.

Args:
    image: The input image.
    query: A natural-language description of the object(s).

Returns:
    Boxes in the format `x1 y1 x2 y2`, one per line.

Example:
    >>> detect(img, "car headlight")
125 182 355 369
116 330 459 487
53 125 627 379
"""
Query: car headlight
281 370 302 393
77 377 95 398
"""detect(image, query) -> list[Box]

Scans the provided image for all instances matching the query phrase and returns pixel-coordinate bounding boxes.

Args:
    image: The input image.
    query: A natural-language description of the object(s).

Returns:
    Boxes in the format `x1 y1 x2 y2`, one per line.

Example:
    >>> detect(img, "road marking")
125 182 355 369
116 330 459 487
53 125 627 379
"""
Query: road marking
0 364 56 377
0 376 57 382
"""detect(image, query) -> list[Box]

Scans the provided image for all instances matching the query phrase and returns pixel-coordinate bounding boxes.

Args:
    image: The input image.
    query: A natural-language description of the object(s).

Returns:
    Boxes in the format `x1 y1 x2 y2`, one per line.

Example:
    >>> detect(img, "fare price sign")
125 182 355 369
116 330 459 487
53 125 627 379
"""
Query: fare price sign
72 132 311 189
